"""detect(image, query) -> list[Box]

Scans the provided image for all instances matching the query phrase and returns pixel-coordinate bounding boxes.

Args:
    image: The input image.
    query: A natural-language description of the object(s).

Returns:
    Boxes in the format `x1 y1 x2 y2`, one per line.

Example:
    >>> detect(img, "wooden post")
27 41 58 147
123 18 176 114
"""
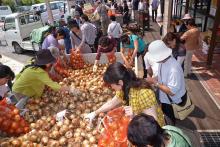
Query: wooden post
45 0 54 25
207 1 220 66
203 0 211 32
162 0 172 36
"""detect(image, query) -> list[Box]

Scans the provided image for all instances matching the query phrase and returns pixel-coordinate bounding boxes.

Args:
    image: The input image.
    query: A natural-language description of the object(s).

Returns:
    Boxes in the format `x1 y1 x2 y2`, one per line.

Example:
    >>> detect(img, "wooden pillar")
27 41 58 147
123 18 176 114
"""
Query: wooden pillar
162 0 172 36
45 0 54 25
185 0 189 14
207 1 220 66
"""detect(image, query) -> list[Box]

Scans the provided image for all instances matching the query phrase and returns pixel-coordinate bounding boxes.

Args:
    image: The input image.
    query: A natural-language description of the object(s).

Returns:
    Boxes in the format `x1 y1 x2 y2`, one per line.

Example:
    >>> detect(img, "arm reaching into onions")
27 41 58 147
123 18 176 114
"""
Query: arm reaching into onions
93 37 117 72
85 62 165 126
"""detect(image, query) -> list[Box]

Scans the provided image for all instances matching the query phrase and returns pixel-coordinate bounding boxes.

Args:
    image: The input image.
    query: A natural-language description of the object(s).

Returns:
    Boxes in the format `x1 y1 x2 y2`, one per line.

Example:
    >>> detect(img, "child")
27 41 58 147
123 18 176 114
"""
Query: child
202 36 210 55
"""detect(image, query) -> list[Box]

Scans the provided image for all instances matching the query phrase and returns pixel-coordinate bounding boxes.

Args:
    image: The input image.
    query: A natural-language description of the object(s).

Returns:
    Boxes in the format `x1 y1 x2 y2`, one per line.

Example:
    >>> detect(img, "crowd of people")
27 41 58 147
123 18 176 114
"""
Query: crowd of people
0 0 205 146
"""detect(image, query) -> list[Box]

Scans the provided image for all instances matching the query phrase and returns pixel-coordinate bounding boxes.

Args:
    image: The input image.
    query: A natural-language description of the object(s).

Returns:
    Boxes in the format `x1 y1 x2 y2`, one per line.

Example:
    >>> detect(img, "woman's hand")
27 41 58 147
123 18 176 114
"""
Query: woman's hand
93 65 98 72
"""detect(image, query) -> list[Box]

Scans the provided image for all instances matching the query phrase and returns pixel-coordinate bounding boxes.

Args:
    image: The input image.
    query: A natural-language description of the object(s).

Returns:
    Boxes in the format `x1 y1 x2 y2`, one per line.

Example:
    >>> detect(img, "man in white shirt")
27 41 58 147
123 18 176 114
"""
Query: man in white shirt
144 52 159 78
107 15 123 52
80 14 97 52
146 40 186 125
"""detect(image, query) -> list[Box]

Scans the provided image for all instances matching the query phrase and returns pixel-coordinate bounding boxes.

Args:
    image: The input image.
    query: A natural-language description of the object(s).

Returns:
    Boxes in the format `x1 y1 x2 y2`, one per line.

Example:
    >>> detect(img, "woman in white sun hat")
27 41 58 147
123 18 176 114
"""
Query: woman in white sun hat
146 40 186 125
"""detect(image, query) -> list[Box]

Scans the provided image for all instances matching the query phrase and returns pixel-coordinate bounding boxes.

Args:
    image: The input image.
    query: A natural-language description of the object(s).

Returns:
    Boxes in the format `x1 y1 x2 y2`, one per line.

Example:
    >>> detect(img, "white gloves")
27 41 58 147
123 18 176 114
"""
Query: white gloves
93 65 98 72
124 106 133 117
85 111 96 123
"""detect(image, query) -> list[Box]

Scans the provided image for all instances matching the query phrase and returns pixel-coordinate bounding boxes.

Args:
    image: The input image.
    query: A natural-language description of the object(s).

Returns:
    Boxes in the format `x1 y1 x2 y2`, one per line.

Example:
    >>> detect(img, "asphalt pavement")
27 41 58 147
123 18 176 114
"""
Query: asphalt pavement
0 45 35 64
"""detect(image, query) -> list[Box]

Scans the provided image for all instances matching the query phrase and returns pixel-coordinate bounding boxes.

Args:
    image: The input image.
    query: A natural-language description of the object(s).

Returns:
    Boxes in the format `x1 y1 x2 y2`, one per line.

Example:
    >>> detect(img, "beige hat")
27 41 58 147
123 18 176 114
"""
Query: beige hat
182 14 192 20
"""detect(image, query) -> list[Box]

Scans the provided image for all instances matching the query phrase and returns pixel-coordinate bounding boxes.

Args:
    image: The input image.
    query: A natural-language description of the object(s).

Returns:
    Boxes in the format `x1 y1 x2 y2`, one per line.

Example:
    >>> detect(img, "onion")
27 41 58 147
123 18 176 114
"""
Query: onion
41 136 49 145
89 136 96 144
65 131 73 139
29 135 38 142
1 142 10 147
50 130 60 139
64 119 70 125
82 140 90 146
48 140 60 146
59 137 67 145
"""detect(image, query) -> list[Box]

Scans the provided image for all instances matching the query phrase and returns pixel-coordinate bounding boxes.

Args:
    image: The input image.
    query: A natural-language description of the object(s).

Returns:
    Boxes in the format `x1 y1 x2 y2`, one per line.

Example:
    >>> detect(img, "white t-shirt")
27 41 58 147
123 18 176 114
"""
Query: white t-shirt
107 21 123 39
144 53 159 77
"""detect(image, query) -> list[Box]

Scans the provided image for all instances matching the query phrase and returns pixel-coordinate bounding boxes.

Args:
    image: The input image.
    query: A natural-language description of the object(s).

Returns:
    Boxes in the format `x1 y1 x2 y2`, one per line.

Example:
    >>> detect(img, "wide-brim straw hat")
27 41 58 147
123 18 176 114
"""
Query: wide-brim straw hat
35 49 56 65
147 40 172 62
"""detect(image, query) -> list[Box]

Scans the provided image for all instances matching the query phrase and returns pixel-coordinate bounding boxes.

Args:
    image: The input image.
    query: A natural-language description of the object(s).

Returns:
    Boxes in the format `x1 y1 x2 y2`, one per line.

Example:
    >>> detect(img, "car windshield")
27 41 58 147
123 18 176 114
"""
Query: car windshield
0 6 8 10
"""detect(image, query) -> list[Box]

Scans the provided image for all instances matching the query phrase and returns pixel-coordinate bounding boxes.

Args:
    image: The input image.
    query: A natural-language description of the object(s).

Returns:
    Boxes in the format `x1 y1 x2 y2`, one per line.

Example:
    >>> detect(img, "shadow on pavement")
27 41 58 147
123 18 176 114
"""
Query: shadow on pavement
189 105 206 119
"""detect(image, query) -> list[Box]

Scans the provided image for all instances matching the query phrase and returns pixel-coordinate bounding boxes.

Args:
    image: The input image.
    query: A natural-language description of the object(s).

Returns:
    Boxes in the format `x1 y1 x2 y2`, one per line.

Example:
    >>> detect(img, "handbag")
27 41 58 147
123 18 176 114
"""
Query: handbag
167 93 195 120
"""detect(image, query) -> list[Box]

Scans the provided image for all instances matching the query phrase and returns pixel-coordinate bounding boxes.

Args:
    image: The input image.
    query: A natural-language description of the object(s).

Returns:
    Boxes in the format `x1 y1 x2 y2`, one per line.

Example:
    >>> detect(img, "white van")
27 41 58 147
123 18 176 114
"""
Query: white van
0 12 43 53
31 1 65 24
0 6 13 21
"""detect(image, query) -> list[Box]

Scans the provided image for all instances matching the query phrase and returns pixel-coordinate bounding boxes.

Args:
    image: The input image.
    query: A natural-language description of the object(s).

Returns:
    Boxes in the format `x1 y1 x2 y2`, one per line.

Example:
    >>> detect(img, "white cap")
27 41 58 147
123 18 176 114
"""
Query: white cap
147 40 172 62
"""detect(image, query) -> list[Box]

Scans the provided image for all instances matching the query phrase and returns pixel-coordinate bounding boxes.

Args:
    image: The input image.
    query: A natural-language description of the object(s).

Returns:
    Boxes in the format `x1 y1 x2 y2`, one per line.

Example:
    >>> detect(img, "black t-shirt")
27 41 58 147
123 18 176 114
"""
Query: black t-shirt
132 0 139 10
75 6 83 16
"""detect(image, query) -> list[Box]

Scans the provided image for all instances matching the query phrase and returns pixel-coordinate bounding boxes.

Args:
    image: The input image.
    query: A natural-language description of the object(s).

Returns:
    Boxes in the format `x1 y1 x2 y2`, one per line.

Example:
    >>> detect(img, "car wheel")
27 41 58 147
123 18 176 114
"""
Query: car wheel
13 42 23 54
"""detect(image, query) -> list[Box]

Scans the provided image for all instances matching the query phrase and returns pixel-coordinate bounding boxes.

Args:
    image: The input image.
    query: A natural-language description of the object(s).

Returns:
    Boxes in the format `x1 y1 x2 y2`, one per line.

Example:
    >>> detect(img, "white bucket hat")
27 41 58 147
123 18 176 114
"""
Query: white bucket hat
147 40 172 62
182 13 192 20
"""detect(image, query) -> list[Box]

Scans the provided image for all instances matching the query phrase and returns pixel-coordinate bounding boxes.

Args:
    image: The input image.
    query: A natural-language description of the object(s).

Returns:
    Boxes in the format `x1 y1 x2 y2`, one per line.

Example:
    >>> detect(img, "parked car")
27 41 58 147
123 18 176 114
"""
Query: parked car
0 12 43 53
30 1 65 24
16 6 31 12
0 6 13 22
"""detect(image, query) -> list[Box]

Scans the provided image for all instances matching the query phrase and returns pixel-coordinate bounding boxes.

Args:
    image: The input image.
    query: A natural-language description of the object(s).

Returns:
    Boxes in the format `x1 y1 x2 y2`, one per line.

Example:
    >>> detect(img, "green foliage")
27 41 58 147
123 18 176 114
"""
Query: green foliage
2 0 15 11
21 0 45 5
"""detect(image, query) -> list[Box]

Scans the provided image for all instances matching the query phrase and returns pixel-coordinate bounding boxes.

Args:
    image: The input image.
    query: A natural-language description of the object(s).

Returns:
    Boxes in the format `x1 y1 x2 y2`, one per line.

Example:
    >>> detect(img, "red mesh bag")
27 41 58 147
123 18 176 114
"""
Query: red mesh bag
70 51 85 69
98 107 130 147
0 98 30 136
54 58 70 77
106 53 116 64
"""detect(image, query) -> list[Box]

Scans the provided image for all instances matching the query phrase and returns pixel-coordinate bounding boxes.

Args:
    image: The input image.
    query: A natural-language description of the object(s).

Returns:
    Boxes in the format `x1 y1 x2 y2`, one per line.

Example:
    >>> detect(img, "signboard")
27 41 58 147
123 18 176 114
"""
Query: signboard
210 7 216 16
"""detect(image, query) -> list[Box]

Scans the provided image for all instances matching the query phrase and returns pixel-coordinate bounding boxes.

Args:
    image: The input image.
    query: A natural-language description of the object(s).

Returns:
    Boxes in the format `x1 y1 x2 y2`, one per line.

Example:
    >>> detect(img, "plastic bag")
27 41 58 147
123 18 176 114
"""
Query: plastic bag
98 107 130 147
0 98 30 136
70 51 85 69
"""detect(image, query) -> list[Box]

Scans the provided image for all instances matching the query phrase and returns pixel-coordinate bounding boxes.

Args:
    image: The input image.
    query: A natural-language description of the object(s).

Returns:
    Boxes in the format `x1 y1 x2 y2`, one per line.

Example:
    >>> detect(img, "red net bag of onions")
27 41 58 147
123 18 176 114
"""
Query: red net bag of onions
98 107 131 147
106 53 116 64
0 98 30 136
70 50 85 69
54 58 70 78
